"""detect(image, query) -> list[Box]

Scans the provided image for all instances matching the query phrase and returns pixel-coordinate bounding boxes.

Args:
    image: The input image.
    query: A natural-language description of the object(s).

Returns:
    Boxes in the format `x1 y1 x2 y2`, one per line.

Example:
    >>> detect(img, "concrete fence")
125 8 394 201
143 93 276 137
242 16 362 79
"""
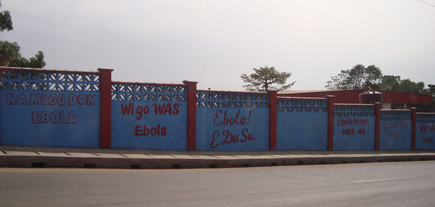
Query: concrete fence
1 67 434 151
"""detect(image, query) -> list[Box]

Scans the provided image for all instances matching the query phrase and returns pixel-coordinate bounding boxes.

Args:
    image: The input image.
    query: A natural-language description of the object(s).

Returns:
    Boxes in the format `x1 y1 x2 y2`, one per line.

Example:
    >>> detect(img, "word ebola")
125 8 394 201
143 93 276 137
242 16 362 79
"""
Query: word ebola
31 111 77 124
213 109 252 126
120 103 181 120
135 124 167 136
337 118 368 126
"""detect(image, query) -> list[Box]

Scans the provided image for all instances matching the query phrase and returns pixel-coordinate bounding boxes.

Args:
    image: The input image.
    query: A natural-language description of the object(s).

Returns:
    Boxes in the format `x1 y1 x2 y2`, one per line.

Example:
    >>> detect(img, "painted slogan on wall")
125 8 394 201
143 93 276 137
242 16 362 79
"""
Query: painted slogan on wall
337 117 369 135
118 102 182 136
6 93 96 124
382 121 409 139
333 105 375 150
196 91 269 151
0 92 100 147
416 114 435 150
419 124 435 144
110 83 187 150
209 109 256 149
379 111 412 150
0 70 102 147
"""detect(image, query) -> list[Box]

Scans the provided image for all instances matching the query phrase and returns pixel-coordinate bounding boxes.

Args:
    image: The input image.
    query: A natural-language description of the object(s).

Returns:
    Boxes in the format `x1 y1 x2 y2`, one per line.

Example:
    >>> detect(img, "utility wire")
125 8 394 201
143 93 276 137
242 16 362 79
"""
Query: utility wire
417 0 435 7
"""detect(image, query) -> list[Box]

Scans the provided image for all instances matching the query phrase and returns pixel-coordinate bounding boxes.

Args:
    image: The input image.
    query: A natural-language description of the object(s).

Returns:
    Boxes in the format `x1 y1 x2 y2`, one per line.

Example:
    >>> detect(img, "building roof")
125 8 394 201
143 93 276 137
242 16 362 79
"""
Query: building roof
279 89 432 104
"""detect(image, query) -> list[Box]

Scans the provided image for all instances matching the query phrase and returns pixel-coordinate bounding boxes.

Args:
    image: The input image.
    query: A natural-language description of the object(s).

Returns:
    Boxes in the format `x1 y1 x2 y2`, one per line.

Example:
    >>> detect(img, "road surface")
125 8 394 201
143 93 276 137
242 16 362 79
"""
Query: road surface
1 161 435 207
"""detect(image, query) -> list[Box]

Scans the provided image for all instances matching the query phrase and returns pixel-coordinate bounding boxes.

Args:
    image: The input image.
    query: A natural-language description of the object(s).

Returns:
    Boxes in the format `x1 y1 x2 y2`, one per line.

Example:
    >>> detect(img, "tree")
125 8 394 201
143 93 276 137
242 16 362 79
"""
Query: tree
397 79 425 94
327 64 434 111
0 41 46 68
326 64 428 93
379 75 401 91
28 51 46 68
0 1 13 32
379 75 426 94
325 64 382 90
0 1 45 68
241 66 295 91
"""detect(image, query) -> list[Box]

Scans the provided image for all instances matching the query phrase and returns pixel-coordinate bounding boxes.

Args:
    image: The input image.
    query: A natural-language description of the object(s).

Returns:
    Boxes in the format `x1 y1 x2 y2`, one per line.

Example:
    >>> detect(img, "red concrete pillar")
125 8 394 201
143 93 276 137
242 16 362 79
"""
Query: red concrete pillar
184 81 198 151
98 68 114 148
374 102 382 151
326 95 335 151
268 90 278 150
411 107 417 150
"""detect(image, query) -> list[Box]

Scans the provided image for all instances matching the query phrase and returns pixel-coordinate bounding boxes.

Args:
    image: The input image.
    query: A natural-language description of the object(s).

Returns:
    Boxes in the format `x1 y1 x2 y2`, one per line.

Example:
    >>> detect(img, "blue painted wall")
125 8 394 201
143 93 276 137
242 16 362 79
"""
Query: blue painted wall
2 69 433 151
196 91 269 150
379 110 412 150
277 98 328 150
0 70 100 147
333 105 375 150
110 83 187 150
416 114 435 150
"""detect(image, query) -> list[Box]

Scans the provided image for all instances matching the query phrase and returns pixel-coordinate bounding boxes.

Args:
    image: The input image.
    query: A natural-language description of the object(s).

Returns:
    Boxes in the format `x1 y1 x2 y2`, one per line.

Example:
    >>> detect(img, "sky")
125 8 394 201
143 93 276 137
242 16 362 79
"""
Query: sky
1 0 435 91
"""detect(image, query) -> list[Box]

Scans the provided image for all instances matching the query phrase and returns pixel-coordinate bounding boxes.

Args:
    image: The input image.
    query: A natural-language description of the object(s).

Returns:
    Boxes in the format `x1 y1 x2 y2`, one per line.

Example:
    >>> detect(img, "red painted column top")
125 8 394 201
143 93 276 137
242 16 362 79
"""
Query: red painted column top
98 68 113 148
268 90 278 151
183 81 198 151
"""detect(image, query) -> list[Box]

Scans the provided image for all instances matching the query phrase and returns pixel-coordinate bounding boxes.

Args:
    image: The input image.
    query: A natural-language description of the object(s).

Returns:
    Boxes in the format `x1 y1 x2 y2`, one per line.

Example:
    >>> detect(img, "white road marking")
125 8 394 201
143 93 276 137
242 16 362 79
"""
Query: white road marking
354 176 416 183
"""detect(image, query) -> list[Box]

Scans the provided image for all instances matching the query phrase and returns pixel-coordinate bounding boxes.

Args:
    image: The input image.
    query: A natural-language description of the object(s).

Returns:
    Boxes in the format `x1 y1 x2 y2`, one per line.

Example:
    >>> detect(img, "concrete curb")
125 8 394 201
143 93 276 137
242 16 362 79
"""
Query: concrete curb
1 149 435 169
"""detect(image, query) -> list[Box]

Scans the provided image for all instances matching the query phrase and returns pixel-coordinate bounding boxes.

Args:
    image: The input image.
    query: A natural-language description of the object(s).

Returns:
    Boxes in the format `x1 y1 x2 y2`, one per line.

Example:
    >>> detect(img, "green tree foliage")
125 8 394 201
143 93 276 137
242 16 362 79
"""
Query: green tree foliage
326 64 426 93
0 1 45 68
379 75 401 91
325 64 382 90
379 75 426 94
28 51 46 68
398 79 426 94
0 1 13 32
241 66 295 91
0 41 46 68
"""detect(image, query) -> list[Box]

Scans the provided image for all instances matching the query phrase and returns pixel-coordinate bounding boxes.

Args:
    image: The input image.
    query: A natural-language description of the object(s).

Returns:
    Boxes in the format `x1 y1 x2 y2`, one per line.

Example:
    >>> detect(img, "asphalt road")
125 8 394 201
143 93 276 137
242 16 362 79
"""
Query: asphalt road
1 161 435 207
